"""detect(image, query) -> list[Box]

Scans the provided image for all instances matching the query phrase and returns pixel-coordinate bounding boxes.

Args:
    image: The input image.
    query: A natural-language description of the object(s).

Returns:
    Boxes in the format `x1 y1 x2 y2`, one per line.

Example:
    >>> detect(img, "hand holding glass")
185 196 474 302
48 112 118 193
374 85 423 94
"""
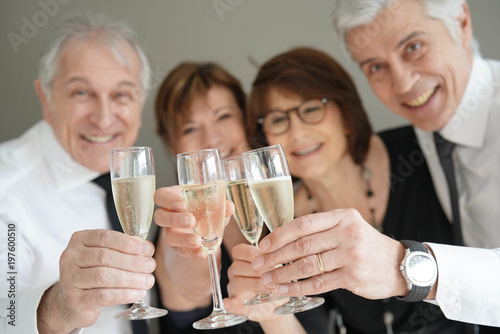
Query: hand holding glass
177 148 248 329
242 144 325 314
223 155 287 306
110 146 168 320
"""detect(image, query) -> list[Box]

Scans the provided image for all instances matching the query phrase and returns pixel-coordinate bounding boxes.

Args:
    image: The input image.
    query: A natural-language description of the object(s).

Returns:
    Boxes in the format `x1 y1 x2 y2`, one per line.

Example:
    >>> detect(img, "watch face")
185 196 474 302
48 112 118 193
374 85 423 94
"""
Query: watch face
407 254 437 286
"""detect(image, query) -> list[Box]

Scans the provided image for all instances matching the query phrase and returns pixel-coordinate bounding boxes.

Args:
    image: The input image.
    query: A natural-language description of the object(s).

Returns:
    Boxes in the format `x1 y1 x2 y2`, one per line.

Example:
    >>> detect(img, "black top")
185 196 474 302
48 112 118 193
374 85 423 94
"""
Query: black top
325 126 471 334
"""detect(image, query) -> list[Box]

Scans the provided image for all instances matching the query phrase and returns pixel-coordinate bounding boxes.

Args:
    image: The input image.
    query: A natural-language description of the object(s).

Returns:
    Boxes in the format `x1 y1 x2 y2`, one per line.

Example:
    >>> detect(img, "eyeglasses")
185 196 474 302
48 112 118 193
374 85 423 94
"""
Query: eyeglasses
258 98 330 135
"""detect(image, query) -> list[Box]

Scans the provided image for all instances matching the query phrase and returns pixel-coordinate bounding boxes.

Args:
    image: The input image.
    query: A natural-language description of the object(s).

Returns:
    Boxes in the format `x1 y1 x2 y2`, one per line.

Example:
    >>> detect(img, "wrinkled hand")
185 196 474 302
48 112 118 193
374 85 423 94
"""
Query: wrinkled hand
154 185 234 259
224 244 285 323
38 229 155 332
252 209 407 300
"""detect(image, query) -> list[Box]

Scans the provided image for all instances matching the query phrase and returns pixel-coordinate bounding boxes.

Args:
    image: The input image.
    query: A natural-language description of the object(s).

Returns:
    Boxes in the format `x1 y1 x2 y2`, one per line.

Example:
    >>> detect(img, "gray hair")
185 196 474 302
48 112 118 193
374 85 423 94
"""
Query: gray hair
38 13 152 102
332 0 479 55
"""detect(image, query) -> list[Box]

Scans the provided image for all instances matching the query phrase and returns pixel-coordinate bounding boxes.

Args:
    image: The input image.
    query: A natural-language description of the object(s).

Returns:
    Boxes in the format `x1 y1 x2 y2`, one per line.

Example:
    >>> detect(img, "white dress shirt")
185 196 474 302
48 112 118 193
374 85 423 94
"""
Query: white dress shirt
0 121 131 334
415 56 500 326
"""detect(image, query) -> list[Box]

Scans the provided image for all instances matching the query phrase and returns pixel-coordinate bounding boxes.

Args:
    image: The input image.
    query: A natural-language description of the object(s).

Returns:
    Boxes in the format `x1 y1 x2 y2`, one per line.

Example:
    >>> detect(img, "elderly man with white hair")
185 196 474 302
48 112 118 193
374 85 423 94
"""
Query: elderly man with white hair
0 13 157 334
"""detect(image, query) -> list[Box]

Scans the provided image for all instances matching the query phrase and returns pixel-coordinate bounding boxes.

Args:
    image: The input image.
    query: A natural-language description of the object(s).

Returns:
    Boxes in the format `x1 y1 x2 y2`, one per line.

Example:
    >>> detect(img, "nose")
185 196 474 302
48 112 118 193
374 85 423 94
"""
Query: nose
391 61 419 94
90 97 114 129
201 126 222 150
287 112 309 141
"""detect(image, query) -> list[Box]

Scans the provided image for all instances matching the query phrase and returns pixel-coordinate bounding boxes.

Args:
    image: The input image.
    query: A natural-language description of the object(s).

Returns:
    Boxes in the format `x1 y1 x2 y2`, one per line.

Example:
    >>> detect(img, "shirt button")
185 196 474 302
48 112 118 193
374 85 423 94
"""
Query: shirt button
451 303 462 312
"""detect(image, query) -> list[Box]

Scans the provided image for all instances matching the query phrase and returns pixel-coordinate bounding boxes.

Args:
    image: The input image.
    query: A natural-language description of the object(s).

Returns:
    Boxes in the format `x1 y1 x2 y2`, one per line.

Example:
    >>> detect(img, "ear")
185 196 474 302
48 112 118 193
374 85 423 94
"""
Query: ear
457 3 473 50
34 79 53 124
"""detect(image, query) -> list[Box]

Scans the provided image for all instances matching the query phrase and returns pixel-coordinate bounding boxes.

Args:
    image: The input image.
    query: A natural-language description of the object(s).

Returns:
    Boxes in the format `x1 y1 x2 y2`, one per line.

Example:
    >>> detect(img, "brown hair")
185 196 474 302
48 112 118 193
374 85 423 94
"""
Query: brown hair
247 47 372 165
155 62 246 145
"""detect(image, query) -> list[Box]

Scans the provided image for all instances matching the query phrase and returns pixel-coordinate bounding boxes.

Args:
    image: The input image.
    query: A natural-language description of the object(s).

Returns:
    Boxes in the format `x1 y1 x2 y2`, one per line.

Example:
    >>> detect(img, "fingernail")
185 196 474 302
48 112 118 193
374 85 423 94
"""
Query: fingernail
141 242 151 255
278 285 289 294
145 275 154 288
174 200 186 211
253 255 264 269
259 238 270 251
147 259 155 272
181 215 192 226
189 235 199 246
261 272 272 285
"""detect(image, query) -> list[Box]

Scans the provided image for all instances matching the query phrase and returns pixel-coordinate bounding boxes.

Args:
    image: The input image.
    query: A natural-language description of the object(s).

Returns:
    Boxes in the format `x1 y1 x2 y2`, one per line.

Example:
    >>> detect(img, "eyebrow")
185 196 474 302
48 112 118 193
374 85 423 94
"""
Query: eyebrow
65 77 139 88
358 31 425 68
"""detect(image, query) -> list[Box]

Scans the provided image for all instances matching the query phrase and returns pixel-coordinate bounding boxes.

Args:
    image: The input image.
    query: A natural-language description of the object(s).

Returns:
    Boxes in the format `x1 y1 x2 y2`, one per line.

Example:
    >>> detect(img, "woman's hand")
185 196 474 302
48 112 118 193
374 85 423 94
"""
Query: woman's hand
154 185 234 259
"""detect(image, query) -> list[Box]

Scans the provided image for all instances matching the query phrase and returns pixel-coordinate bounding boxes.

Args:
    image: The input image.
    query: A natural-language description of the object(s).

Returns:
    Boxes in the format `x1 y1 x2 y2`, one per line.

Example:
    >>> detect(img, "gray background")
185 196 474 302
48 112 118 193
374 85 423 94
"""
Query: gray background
1 0 500 189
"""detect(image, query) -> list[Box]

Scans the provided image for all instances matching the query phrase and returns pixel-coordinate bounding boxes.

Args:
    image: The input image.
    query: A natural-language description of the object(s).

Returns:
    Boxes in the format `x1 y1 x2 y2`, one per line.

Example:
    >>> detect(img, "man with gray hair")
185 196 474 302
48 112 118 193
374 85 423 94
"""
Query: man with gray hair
0 13 156 333
250 0 500 329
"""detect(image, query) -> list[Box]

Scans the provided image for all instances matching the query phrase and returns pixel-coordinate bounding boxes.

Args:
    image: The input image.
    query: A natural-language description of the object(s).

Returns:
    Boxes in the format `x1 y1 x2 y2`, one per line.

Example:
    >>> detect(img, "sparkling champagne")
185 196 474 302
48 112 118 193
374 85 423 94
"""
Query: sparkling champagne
112 175 155 239
248 176 293 231
226 179 263 245
181 180 226 254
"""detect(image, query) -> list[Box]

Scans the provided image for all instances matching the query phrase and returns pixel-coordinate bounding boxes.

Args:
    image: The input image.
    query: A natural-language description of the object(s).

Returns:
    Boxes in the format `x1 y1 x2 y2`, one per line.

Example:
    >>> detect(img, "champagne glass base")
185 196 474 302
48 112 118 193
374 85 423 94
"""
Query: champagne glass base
193 311 248 330
273 296 325 315
113 303 168 320
243 292 288 306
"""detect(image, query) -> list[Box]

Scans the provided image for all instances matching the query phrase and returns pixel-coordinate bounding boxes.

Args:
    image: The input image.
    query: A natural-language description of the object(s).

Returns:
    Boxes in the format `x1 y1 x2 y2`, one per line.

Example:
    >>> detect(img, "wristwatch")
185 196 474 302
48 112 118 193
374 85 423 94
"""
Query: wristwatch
397 240 437 302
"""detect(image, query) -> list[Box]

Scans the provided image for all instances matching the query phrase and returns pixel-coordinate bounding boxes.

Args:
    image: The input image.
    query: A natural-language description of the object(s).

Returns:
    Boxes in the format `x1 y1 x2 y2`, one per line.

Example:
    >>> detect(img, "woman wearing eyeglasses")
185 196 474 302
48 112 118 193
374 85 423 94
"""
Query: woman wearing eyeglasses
224 47 469 333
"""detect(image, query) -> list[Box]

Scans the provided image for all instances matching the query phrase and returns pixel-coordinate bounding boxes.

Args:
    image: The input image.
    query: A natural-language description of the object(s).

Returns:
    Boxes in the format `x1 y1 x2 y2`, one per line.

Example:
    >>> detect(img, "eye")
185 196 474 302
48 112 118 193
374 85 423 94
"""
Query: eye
369 63 385 74
269 114 287 125
115 92 132 101
406 42 422 54
303 106 321 114
218 113 231 121
182 127 197 135
72 90 88 97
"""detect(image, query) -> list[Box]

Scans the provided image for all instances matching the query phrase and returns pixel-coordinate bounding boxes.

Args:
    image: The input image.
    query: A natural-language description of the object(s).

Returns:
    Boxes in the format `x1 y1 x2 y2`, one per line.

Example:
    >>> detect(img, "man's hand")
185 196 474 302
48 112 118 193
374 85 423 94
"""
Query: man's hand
252 209 408 300
153 186 234 259
37 229 155 333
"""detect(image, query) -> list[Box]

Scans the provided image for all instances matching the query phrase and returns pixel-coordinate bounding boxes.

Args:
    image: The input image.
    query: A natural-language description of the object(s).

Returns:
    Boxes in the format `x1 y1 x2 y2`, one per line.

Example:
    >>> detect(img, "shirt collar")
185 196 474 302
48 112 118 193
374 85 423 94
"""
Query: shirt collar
440 56 493 148
39 121 100 192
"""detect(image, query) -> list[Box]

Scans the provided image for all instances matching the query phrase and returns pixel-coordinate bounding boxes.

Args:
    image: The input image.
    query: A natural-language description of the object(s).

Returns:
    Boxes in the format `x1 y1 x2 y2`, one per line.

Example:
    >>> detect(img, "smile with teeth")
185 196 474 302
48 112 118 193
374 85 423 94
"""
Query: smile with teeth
83 134 115 143
293 144 322 156
405 87 437 107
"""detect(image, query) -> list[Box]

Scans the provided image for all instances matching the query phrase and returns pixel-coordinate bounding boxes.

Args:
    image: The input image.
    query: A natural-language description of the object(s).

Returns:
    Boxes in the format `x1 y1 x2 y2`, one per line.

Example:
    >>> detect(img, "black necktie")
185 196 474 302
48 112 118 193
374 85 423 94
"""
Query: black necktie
92 173 148 333
433 133 464 246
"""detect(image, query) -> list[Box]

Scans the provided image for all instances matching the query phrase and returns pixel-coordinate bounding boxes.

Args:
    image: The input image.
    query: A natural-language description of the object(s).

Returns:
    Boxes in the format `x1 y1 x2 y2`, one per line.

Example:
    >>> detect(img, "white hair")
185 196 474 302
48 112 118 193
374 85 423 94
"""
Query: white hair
332 0 479 55
38 13 152 102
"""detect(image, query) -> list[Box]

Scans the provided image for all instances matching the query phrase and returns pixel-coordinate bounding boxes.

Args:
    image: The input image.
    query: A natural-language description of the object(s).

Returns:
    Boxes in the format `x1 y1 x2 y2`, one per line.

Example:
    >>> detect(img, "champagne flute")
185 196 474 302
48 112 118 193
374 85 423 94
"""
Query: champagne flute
110 146 168 320
242 144 325 314
177 148 248 329
223 155 287 306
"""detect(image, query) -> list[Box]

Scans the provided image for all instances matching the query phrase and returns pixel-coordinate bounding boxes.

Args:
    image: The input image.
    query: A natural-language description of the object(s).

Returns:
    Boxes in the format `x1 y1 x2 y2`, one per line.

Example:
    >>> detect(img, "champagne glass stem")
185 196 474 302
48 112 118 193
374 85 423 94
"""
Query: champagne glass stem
208 252 226 313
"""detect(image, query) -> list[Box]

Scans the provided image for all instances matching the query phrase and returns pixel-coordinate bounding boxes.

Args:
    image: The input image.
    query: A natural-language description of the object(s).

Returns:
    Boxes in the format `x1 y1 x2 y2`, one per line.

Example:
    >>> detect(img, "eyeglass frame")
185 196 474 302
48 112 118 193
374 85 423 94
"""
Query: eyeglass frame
257 97 331 135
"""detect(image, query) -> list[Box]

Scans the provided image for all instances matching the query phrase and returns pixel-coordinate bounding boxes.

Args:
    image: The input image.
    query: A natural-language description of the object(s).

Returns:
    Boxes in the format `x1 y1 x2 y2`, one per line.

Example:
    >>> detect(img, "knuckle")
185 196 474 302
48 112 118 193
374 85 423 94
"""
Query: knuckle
96 249 112 265
295 235 312 254
266 251 278 265
296 215 313 233
97 230 112 247
298 257 315 276
95 289 110 305
95 268 108 286
312 276 327 293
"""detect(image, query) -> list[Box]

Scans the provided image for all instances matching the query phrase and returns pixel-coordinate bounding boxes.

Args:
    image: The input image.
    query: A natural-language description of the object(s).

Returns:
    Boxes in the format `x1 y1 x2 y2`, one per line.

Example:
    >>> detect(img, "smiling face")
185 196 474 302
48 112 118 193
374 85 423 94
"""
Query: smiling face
264 88 348 180
346 0 473 131
169 85 249 158
36 38 143 173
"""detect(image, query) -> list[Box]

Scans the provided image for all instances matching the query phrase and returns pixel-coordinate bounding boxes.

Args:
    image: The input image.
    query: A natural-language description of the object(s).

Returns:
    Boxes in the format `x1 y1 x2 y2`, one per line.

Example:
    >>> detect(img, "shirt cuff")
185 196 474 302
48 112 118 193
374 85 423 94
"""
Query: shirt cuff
425 243 500 327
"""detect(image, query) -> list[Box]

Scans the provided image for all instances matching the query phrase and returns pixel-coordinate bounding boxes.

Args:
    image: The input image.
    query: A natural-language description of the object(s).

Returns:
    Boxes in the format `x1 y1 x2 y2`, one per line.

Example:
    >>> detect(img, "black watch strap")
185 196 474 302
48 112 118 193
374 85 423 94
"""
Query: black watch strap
401 240 427 253
397 240 432 302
